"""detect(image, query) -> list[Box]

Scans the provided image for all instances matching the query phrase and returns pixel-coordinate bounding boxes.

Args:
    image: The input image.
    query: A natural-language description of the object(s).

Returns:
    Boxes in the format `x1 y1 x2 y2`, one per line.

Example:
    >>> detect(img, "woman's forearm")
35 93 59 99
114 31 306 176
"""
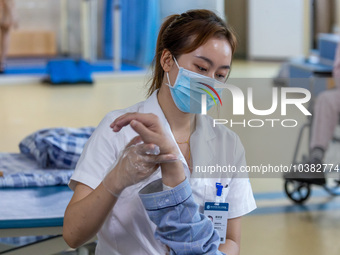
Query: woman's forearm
63 183 118 248
219 239 240 255
219 216 241 255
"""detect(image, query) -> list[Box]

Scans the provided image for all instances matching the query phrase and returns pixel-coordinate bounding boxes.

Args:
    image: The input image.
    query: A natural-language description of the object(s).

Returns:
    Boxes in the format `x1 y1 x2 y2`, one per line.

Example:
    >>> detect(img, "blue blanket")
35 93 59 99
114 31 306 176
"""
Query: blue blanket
0 127 95 188
0 153 74 187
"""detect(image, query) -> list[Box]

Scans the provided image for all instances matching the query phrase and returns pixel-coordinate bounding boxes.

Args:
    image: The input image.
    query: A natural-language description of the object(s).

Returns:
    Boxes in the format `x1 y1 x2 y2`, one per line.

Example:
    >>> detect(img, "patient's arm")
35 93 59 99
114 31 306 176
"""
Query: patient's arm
139 178 225 255
160 160 186 187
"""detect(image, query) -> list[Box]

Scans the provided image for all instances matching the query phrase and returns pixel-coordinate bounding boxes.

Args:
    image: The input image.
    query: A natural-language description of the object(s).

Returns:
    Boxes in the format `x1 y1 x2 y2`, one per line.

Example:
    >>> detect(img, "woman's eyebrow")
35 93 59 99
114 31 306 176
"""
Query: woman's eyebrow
195 55 230 69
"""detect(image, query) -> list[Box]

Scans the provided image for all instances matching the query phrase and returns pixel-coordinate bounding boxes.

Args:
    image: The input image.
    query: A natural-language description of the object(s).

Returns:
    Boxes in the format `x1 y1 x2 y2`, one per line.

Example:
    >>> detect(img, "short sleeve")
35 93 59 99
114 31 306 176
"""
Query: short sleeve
69 113 118 190
226 135 257 219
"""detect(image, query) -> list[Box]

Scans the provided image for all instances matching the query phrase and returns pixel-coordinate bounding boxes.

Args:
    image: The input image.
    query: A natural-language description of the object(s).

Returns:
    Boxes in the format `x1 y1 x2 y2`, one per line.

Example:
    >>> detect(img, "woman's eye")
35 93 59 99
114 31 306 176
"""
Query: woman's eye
215 74 225 81
196 65 207 72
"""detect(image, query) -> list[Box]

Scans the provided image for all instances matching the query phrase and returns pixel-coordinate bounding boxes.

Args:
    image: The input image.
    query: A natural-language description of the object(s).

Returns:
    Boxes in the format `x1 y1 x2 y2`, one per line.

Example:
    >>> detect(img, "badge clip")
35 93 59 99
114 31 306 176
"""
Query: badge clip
215 182 223 205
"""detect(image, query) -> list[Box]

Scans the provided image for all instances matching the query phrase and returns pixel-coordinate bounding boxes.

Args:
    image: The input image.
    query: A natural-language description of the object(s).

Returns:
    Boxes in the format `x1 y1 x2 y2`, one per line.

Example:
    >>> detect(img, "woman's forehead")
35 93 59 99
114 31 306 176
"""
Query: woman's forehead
188 38 232 65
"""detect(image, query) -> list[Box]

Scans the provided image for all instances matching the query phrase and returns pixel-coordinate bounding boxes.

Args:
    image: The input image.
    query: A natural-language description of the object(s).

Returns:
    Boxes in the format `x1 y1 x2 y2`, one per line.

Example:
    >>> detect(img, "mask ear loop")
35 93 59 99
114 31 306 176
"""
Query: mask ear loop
165 72 173 87
173 57 180 68
165 56 180 88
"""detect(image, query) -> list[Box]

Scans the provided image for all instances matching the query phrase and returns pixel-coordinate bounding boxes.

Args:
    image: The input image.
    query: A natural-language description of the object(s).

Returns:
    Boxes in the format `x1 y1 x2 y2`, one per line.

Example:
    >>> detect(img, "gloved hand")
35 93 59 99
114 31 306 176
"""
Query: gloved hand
103 135 178 197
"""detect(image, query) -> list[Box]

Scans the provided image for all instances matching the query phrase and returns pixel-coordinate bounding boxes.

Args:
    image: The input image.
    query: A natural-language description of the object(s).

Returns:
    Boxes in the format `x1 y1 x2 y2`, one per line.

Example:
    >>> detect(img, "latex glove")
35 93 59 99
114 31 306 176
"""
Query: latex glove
103 136 178 197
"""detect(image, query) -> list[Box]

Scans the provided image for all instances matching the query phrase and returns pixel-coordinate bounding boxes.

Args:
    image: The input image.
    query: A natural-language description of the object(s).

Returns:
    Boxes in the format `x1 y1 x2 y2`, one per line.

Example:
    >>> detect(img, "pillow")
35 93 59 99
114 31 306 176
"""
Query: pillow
19 127 95 169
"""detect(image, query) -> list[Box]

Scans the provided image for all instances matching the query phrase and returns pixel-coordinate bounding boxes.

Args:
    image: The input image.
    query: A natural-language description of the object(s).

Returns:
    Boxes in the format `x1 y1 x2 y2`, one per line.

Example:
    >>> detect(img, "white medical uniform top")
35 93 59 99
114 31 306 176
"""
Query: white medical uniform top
70 89 257 255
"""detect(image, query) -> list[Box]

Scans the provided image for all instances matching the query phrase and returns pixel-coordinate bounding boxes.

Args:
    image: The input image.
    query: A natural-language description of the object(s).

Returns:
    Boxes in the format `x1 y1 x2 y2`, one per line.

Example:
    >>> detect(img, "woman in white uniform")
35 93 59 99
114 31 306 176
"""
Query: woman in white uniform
63 9 256 255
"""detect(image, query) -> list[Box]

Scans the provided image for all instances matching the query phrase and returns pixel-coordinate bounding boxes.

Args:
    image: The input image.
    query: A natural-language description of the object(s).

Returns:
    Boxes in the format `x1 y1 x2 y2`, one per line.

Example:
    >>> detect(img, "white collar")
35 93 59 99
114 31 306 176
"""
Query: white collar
142 89 168 126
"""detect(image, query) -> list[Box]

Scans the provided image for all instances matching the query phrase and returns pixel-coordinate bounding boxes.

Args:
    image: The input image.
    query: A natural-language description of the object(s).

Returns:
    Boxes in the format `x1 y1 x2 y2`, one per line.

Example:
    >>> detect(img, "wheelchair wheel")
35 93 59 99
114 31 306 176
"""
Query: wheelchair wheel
323 173 340 196
284 180 311 204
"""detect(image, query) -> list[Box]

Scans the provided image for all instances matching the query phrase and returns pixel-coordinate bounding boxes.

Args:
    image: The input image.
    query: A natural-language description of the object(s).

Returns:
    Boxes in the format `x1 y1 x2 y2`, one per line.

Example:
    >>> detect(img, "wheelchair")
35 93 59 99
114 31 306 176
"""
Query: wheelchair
284 85 340 204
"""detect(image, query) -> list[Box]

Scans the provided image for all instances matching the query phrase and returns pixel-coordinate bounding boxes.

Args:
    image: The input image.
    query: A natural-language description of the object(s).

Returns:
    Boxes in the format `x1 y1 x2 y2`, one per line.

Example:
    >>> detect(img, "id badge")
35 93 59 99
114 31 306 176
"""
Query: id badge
204 202 229 244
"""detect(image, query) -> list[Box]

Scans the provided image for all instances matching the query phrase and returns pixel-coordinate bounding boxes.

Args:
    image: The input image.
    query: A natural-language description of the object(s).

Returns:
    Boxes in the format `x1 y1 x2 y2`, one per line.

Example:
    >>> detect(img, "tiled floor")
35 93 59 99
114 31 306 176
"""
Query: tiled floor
1 60 340 255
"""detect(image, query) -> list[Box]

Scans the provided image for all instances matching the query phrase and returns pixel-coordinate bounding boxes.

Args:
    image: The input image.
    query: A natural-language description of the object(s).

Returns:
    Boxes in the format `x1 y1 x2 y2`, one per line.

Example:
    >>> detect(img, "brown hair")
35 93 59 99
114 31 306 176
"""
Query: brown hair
147 9 237 97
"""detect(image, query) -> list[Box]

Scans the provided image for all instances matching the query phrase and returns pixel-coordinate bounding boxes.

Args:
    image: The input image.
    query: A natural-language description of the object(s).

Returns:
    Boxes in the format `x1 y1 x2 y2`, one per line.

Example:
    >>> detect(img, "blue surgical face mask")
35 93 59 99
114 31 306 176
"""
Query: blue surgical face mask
166 58 223 114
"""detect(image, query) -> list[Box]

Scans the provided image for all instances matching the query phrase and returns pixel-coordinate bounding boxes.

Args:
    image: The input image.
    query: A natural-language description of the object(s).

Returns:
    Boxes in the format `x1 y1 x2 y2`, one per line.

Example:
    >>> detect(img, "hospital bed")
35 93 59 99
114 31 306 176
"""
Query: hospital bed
0 127 95 254
0 161 97 255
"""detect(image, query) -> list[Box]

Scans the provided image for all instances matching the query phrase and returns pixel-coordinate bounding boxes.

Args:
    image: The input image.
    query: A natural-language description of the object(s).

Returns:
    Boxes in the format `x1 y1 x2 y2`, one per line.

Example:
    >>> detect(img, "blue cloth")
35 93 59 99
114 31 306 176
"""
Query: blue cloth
0 153 73 187
103 0 160 67
139 178 226 255
19 127 95 169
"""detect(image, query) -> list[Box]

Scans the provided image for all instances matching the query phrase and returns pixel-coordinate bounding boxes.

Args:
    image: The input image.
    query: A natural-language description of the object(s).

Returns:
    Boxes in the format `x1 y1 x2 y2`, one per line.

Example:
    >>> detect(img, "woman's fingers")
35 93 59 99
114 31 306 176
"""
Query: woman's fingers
112 112 178 154
111 112 160 132
130 120 159 145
